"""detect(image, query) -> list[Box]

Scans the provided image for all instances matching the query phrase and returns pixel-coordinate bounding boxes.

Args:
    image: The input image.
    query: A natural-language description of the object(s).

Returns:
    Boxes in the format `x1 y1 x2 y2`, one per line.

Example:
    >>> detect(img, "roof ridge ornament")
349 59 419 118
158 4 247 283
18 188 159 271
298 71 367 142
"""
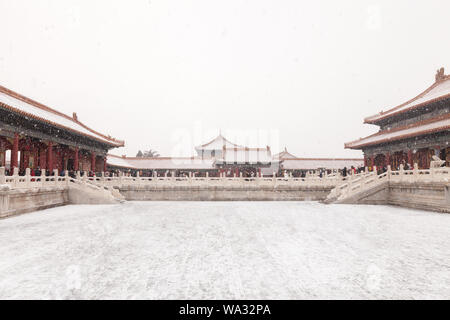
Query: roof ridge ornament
435 67 445 82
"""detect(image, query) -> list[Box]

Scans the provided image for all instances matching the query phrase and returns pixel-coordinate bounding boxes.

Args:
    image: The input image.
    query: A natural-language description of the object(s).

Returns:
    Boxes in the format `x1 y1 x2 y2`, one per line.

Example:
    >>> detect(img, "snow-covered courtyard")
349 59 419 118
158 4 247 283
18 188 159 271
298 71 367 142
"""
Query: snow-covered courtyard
0 201 449 299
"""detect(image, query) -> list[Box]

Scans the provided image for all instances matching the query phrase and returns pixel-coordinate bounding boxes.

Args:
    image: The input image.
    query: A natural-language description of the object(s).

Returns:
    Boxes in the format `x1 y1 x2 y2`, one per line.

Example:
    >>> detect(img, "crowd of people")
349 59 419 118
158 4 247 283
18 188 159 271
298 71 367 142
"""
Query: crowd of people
5 160 442 179
340 166 366 177
1 166 365 178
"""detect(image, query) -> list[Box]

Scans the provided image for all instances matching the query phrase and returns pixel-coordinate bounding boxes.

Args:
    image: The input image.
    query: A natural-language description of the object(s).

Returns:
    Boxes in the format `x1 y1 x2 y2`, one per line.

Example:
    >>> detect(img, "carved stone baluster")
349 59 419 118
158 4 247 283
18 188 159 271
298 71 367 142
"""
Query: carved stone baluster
0 167 5 185
13 167 19 189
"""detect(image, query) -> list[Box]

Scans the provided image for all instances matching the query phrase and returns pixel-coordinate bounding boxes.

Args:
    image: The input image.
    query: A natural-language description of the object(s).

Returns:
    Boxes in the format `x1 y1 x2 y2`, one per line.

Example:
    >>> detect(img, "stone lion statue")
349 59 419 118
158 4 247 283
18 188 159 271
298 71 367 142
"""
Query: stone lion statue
430 155 445 168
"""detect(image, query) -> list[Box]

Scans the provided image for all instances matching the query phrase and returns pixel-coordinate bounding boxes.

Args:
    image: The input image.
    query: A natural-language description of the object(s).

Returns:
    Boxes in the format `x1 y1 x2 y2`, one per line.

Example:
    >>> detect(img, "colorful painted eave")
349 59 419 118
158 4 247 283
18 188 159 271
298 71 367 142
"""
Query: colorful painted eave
345 113 450 149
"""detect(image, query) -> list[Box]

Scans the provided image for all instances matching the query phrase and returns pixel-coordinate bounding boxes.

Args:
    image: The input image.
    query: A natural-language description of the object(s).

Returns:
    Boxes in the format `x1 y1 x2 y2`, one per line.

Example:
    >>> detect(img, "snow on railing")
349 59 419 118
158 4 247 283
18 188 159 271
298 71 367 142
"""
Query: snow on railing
2 164 448 193
0 167 345 190
389 163 450 183
0 167 71 190
0 167 124 202
87 173 352 188
85 170 345 189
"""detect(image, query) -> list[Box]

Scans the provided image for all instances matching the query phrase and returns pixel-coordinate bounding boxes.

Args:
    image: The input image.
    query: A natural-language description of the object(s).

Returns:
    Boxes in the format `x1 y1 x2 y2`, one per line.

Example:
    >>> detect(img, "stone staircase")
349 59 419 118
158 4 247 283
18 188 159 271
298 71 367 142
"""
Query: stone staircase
324 170 389 204
68 172 125 204
325 162 450 205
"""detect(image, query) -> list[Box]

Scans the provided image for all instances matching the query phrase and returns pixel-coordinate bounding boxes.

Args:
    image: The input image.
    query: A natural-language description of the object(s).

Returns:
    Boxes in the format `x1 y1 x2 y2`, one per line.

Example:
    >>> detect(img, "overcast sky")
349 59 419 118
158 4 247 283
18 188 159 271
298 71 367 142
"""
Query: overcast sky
1 0 449 158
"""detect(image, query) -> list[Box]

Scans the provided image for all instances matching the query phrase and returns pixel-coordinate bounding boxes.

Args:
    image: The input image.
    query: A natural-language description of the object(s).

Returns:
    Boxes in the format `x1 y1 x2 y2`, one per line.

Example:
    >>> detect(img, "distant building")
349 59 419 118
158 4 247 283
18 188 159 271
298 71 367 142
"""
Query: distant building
345 68 450 169
108 134 279 176
272 147 297 160
191 133 277 175
215 146 279 176
107 155 217 176
194 134 242 159
108 137 363 176
275 147 363 175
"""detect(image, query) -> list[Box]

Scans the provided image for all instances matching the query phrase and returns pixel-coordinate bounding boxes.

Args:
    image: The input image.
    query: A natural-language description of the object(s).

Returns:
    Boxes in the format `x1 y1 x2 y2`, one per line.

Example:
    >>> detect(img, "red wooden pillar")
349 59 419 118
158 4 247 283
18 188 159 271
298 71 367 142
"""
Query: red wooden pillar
258 168 262 177
57 147 62 171
22 139 31 170
103 156 107 172
47 142 53 172
91 152 96 173
0 139 4 167
39 146 46 169
20 150 25 171
0 142 5 166
385 153 391 168
11 133 19 169
74 147 79 171
235 167 238 177
24 152 29 169
407 150 413 168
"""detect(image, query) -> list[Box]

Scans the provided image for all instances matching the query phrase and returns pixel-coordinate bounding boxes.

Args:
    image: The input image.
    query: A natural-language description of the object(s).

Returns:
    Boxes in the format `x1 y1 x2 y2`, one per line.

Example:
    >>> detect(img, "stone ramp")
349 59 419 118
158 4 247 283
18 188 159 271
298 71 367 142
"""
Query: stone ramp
325 165 450 213
68 179 124 205
332 180 389 204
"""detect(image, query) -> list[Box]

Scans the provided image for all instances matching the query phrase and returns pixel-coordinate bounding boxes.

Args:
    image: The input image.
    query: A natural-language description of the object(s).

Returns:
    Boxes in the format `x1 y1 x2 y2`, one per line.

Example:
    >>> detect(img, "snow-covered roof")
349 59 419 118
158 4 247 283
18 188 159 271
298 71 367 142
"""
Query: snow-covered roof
0 85 124 147
107 154 215 170
195 134 242 151
346 113 450 149
273 147 297 160
365 70 450 124
281 158 363 170
216 147 274 164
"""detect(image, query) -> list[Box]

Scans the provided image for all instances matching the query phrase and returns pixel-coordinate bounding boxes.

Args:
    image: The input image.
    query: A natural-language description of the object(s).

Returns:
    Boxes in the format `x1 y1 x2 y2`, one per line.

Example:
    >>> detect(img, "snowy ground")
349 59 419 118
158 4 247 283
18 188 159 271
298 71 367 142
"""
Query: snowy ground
0 201 449 299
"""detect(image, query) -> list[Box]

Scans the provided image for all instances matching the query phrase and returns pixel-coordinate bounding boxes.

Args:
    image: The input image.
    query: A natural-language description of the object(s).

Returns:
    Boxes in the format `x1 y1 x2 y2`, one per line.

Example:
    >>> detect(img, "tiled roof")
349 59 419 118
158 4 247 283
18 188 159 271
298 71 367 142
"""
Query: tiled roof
273 147 297 160
346 113 450 149
281 158 363 170
195 134 242 150
365 70 450 124
0 85 124 147
216 147 274 164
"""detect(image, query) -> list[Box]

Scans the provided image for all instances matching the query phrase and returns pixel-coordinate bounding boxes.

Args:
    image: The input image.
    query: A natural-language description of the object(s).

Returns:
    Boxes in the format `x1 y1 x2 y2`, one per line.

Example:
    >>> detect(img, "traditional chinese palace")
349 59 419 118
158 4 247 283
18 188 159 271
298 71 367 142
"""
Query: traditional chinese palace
0 85 124 174
345 68 450 170
107 135 363 176
0 84 363 177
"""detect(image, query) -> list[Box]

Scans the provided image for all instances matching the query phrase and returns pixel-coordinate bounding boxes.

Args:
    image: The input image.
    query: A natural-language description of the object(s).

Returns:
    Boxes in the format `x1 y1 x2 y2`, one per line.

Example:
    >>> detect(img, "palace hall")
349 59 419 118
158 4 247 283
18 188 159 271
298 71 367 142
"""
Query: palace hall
107 135 363 177
0 85 123 174
346 68 450 170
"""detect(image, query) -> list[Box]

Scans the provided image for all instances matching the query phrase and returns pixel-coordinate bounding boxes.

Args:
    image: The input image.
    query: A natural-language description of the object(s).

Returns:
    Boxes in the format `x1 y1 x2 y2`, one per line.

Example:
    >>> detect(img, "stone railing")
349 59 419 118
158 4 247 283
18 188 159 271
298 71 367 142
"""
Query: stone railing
85 171 347 189
327 164 450 203
327 170 388 202
0 167 71 190
0 167 116 192
0 167 350 191
389 163 450 183
0 167 125 203
4 165 448 195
